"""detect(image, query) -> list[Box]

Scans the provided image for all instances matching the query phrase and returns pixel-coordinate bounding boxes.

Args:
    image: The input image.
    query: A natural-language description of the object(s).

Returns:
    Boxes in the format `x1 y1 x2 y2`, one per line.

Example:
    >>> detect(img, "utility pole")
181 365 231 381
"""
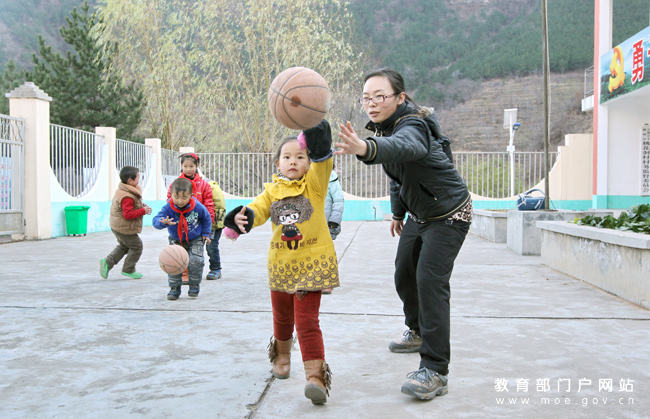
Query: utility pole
542 0 550 210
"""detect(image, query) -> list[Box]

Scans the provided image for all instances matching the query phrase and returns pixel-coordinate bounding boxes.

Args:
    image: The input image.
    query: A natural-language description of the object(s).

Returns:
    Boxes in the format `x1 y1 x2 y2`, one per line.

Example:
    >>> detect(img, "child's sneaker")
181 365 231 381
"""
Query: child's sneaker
121 271 143 279
322 288 332 294
167 286 181 300
99 258 110 279
188 284 200 298
206 270 222 280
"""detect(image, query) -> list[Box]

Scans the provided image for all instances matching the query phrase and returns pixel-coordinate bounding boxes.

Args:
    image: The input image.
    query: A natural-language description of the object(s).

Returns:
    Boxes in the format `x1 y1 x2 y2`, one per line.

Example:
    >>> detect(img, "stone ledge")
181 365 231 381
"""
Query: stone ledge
471 209 508 243
508 210 613 255
473 209 507 218
537 221 650 249
539 221 650 309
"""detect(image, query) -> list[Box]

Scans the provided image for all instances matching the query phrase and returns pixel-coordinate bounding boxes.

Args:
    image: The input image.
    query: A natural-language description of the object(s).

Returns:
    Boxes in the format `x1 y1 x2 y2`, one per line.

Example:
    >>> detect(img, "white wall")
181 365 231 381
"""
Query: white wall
606 92 650 196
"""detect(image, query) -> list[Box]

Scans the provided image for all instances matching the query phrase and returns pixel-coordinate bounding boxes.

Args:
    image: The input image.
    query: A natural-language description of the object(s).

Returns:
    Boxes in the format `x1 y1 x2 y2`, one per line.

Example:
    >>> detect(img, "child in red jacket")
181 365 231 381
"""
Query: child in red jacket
168 153 215 222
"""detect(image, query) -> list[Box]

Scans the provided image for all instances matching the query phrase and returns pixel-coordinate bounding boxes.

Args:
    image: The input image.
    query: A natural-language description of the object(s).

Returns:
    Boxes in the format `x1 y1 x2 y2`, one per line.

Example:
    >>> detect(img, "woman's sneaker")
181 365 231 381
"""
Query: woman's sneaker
389 329 422 353
401 367 448 400
167 286 181 300
188 285 200 298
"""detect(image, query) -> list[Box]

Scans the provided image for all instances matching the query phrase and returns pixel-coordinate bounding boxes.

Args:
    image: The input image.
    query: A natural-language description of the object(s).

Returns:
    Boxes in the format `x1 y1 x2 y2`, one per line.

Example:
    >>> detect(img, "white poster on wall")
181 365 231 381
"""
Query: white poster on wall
642 124 650 196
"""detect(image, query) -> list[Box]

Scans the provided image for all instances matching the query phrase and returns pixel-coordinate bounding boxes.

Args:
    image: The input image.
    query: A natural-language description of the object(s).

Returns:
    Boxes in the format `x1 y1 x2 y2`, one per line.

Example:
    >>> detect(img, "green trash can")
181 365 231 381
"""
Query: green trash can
64 205 90 236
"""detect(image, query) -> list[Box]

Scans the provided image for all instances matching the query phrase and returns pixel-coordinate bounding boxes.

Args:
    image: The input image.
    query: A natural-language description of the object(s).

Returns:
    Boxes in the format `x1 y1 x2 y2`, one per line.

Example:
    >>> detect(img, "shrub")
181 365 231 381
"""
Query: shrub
573 204 650 234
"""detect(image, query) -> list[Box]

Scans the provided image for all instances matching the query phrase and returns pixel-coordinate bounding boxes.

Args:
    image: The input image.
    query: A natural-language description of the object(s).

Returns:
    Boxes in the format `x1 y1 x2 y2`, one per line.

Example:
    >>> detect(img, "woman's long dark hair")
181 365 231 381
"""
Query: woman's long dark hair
363 68 416 105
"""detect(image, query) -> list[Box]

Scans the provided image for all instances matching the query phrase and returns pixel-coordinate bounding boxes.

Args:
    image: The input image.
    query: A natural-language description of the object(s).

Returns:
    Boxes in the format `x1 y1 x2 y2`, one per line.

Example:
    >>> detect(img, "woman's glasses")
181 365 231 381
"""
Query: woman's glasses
358 94 396 105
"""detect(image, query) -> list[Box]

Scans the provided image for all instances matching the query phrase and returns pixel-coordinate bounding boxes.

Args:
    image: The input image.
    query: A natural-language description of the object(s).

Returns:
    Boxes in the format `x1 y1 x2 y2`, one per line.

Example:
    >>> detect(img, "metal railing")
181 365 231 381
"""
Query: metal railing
161 148 182 191
195 153 389 198
584 65 594 98
162 148 181 177
455 152 558 198
191 151 557 199
198 153 275 197
336 154 389 198
0 114 24 215
116 139 153 190
50 124 103 198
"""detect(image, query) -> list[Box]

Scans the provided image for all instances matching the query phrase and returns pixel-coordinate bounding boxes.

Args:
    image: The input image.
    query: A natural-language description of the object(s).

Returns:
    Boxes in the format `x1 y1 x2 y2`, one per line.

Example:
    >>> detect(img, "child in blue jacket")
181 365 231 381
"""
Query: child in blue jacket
153 178 212 300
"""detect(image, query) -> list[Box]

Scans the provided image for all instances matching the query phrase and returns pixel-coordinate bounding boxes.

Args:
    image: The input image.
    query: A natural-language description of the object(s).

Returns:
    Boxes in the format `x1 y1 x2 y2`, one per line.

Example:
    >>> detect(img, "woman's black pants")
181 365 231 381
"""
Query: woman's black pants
394 217 470 376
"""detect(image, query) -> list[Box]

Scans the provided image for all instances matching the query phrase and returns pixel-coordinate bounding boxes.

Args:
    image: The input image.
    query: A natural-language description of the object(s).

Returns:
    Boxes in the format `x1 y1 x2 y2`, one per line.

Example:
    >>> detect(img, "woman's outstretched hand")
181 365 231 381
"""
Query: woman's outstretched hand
335 121 367 157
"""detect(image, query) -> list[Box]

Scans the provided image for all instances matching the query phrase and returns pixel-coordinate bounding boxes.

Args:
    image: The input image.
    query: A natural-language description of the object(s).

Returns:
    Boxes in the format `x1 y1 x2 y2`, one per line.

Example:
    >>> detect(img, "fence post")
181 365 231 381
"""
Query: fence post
145 138 164 200
7 82 52 240
96 127 116 199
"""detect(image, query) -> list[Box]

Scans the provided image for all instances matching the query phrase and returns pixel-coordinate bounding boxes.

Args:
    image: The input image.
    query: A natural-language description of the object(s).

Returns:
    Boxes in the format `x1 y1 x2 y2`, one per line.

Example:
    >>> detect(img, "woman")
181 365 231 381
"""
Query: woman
335 68 472 401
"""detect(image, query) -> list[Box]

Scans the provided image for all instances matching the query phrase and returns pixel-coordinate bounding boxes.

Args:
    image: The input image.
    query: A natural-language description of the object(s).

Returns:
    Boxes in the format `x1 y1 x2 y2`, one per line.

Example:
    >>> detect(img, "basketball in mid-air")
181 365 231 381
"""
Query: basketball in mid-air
268 67 330 130
158 244 189 275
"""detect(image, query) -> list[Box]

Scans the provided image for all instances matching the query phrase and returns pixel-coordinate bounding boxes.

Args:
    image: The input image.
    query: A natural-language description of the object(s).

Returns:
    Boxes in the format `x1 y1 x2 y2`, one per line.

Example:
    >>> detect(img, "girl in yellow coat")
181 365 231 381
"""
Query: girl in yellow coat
224 120 338 405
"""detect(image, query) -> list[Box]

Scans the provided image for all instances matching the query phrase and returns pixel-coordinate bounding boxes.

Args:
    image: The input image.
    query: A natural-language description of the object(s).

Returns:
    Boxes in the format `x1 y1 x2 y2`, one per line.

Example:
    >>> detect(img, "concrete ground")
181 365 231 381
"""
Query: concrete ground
1 221 649 419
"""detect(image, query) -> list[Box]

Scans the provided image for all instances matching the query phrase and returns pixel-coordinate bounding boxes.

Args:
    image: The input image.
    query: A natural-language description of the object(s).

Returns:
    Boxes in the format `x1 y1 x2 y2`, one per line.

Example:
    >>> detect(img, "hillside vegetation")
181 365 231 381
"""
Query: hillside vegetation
2 0 650 150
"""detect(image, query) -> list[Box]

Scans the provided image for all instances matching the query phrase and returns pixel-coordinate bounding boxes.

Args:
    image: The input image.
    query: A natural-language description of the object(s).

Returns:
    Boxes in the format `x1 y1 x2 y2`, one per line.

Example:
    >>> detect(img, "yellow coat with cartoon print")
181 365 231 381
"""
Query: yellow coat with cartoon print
246 158 340 293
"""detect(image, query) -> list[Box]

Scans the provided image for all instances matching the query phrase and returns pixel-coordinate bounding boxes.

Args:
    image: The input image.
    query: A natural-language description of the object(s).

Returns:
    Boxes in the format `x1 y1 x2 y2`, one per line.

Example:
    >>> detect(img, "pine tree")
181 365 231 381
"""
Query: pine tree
0 61 26 115
29 1 144 140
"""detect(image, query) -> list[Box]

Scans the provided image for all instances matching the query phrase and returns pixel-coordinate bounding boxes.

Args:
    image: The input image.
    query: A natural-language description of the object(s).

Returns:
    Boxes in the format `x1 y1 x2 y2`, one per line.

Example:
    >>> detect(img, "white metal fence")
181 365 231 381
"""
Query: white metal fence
116 139 153 190
161 148 182 191
162 148 182 177
193 153 391 198
177 151 558 199
0 115 24 211
50 124 103 198
0 114 24 235
455 151 558 198
197 152 275 197
584 65 595 97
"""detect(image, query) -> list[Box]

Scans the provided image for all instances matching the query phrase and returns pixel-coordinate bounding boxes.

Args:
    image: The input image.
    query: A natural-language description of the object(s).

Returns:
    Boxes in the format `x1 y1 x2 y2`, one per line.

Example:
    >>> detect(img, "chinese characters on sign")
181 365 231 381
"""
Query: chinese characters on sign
631 39 643 83
494 377 634 394
493 377 635 407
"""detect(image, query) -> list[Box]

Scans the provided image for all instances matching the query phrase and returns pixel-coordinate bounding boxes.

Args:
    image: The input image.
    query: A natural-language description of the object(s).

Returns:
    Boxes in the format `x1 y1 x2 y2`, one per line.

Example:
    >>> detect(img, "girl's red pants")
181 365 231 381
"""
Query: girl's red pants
271 290 324 361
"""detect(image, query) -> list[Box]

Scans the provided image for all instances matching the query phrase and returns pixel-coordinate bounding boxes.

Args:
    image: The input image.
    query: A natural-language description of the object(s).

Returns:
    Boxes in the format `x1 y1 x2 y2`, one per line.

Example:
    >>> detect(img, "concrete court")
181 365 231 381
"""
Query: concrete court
1 220 649 419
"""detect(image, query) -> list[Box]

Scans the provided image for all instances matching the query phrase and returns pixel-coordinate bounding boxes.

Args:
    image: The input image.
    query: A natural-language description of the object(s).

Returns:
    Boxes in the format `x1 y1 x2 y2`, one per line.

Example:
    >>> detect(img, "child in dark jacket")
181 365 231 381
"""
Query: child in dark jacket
168 152 216 282
154 178 212 300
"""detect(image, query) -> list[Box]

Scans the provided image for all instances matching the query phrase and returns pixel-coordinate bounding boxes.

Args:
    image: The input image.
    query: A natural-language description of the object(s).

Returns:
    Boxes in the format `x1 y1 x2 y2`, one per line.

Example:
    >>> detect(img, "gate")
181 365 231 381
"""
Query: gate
0 114 24 236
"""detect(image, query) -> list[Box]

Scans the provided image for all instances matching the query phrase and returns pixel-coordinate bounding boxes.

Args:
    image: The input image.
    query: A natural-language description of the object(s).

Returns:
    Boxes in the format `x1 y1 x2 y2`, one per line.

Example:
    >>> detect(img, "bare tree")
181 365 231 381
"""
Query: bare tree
99 0 363 152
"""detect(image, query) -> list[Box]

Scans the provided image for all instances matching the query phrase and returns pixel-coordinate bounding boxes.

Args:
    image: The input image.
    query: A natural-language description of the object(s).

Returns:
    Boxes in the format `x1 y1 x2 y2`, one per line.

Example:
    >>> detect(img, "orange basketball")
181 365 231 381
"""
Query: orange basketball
268 67 330 130
159 244 189 275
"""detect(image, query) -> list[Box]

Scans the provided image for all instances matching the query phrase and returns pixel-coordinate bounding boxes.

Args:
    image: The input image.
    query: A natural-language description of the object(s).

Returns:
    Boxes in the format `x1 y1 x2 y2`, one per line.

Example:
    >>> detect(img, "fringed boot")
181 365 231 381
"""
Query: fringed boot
268 336 293 379
303 359 332 405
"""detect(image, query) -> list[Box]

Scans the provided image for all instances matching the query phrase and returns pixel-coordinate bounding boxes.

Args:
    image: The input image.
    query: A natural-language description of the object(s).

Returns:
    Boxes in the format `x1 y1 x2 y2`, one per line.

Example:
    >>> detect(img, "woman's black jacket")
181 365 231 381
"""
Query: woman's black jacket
358 101 470 221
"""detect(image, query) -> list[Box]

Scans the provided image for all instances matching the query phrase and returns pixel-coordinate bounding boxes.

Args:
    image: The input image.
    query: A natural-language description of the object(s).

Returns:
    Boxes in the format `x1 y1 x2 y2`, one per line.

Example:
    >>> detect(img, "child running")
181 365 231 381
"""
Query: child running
223 120 339 405
100 166 152 279
154 178 212 300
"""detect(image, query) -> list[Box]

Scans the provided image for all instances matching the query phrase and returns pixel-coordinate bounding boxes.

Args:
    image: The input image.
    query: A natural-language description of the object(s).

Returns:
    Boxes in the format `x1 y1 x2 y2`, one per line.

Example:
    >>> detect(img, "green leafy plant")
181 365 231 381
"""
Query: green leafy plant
573 204 650 234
